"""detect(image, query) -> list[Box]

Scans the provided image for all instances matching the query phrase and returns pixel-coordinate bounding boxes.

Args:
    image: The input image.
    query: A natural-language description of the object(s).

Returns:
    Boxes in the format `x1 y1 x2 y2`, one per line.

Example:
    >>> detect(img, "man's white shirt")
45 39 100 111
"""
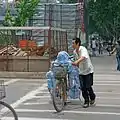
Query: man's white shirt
73 46 94 75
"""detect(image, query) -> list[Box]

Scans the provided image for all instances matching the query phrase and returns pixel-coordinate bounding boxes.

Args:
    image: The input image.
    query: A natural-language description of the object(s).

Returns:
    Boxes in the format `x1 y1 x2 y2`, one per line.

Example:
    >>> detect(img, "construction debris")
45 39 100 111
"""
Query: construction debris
0 45 57 57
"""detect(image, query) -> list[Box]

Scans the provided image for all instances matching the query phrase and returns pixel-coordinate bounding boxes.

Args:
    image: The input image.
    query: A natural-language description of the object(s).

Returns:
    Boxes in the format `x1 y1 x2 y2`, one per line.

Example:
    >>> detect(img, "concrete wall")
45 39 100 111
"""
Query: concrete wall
0 56 49 72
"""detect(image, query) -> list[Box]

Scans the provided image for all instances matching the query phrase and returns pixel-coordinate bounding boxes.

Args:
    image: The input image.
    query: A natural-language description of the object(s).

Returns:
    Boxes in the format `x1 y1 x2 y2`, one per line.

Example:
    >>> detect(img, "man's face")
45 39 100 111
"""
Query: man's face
72 40 78 49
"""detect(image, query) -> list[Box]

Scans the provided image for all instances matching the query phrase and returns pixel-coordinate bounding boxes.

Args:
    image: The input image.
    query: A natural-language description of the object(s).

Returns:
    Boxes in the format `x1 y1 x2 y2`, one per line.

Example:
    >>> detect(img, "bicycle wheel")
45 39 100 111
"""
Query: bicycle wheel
52 79 66 112
0 101 18 120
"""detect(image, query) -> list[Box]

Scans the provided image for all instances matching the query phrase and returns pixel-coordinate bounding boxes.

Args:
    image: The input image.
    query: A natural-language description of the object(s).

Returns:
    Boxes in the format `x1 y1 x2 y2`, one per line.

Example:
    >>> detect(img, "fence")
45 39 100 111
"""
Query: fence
0 26 68 72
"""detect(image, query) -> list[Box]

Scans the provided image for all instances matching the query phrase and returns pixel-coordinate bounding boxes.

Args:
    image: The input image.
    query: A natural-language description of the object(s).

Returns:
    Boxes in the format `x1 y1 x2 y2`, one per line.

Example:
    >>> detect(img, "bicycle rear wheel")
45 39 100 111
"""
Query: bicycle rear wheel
52 79 66 112
0 101 18 120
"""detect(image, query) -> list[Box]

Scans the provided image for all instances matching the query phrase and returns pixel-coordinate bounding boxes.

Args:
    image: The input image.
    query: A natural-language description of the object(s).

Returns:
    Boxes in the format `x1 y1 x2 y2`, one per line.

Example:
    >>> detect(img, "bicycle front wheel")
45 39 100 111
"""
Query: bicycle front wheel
52 79 66 112
0 101 18 120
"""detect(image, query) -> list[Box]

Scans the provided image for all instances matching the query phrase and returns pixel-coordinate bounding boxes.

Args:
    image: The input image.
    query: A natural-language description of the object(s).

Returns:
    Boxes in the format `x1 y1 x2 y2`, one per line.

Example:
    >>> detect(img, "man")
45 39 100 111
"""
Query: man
97 40 103 55
91 38 97 56
107 40 112 56
110 40 120 71
72 37 96 108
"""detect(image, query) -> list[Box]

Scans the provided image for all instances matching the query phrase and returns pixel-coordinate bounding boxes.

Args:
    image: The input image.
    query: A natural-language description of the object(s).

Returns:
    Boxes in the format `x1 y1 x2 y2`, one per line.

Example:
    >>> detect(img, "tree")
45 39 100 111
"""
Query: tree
2 0 40 45
67 0 77 3
4 0 40 26
88 0 120 41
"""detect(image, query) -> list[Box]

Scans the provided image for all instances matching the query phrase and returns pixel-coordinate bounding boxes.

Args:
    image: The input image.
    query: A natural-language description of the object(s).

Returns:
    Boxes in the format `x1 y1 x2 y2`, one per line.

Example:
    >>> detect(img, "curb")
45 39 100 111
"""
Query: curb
0 72 46 79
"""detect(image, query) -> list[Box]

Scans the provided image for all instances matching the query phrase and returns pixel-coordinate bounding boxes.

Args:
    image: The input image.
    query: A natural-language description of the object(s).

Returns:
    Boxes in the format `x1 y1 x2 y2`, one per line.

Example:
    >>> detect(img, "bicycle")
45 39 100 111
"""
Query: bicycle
0 80 18 120
50 62 82 112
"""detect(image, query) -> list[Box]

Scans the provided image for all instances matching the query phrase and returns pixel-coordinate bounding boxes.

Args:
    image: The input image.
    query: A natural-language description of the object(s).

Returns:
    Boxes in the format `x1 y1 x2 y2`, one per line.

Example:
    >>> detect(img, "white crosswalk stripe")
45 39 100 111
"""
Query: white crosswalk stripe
3 117 69 120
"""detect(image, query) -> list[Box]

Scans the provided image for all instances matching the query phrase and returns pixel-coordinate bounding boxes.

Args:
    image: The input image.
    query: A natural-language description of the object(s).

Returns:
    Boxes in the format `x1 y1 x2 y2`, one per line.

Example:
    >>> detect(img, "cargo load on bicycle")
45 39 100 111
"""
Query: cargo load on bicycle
46 51 81 99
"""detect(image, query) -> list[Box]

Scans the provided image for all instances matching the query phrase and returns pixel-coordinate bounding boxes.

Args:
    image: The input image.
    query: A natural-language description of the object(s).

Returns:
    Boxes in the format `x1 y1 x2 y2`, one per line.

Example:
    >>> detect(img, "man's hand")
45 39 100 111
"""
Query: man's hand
72 61 78 66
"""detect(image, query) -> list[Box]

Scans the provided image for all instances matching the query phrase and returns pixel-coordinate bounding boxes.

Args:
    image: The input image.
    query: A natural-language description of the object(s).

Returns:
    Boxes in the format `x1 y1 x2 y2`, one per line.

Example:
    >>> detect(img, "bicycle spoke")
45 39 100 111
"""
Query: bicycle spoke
52 81 65 112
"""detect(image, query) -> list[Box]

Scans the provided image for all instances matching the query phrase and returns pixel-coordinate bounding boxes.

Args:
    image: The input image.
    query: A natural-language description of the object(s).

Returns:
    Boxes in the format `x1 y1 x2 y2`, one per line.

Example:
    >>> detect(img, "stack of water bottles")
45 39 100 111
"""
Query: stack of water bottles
46 51 81 99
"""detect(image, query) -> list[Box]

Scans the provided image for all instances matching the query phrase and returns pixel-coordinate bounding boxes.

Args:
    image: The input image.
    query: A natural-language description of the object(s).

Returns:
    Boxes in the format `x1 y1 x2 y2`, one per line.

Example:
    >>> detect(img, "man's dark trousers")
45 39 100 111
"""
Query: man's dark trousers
79 73 96 103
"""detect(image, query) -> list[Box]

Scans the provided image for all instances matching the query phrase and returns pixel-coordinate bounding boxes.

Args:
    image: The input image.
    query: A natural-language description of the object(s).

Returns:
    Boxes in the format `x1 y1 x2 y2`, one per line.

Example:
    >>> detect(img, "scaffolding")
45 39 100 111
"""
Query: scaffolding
29 2 85 52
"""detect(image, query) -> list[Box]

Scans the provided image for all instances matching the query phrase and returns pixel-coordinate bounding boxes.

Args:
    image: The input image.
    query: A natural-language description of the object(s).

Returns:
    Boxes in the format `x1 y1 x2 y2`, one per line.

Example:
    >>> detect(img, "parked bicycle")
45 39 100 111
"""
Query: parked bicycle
0 80 18 120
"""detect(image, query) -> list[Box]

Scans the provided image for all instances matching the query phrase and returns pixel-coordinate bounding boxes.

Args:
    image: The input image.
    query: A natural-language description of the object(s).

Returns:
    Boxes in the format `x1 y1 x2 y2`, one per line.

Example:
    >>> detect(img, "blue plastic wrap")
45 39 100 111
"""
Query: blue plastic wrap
46 51 81 99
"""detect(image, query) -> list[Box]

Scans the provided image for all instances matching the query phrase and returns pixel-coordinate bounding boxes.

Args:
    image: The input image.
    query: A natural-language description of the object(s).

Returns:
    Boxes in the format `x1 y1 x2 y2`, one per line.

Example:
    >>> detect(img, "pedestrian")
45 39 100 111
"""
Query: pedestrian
107 41 112 56
98 41 103 55
110 40 120 71
72 37 96 108
91 38 97 56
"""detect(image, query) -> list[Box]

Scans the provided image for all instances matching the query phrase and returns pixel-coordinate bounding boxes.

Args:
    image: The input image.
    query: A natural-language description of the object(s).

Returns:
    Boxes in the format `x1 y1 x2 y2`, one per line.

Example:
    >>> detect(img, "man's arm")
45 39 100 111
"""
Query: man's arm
72 56 86 66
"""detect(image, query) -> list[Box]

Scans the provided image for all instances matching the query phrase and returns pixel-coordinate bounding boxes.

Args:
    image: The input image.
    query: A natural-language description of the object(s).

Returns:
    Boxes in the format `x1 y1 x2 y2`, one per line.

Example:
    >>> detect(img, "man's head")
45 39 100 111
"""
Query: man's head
72 37 81 49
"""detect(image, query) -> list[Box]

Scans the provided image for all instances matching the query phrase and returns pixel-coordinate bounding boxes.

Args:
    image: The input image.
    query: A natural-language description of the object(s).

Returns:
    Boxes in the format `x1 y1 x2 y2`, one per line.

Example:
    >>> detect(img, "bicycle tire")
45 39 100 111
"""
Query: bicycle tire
0 101 18 120
52 79 66 112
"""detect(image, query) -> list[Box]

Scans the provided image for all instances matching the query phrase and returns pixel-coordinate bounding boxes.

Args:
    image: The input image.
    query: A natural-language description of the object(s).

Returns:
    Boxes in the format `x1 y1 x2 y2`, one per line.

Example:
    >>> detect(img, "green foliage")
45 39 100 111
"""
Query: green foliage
67 0 77 3
4 0 40 26
88 0 120 39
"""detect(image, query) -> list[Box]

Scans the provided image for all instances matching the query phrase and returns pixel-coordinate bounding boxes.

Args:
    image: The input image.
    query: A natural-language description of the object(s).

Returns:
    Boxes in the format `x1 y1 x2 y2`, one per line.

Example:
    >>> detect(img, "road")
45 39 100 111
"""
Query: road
1 55 120 120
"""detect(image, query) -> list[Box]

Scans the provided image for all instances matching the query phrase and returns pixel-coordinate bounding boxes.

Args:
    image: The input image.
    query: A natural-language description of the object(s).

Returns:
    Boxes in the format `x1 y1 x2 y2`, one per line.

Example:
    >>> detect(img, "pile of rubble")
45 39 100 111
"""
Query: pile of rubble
0 45 27 56
0 45 57 57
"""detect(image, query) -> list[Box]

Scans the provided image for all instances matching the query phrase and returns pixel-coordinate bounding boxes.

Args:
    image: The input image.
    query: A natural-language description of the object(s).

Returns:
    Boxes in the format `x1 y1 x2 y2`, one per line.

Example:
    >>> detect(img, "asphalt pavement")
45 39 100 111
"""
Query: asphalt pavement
1 55 120 120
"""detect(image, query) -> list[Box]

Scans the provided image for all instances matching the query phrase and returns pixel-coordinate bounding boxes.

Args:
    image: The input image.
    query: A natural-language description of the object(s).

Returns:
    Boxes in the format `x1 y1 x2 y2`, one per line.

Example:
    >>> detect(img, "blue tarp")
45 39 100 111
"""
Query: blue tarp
46 51 81 99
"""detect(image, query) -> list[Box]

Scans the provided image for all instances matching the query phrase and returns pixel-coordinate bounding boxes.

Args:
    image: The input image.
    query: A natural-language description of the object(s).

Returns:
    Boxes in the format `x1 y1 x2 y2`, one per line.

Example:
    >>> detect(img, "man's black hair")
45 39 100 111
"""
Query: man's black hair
73 37 81 46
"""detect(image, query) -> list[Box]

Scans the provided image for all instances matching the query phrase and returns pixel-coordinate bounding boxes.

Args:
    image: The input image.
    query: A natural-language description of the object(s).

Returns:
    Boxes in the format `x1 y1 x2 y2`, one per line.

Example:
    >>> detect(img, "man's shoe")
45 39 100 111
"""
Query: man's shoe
83 103 89 108
90 99 96 106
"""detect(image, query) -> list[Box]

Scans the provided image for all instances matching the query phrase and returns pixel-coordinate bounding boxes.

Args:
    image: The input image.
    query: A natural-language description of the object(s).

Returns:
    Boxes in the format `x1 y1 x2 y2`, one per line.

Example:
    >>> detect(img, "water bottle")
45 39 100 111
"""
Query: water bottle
46 71 54 89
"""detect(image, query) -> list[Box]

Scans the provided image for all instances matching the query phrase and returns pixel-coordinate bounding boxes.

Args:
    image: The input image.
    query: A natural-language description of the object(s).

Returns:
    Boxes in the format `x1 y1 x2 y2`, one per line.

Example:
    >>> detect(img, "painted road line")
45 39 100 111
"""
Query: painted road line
96 97 120 100
96 104 120 108
95 92 120 95
3 117 69 120
15 109 120 116
23 102 49 105
31 95 50 99
94 74 120 77
94 84 120 86
36 91 49 94
94 78 120 80
94 81 120 83
4 79 20 85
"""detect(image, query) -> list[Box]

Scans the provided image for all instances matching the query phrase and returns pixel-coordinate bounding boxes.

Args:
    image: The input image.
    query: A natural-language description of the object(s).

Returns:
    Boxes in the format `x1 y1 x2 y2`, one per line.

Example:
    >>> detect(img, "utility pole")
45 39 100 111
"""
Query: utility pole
84 0 89 47
78 0 89 47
